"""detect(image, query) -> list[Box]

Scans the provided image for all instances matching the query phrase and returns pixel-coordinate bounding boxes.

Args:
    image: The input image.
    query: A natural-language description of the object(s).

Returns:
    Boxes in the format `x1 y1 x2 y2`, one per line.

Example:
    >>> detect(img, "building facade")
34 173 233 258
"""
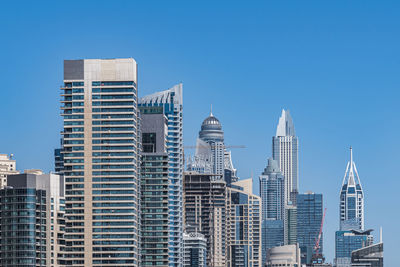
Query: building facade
139 106 169 266
0 172 65 266
335 229 373 267
260 158 285 221
140 84 184 266
297 192 323 265
285 204 297 245
266 244 301 267
259 158 285 265
262 220 284 265
272 109 298 205
54 147 64 174
0 153 19 189
351 242 383 267
61 58 140 266
183 172 227 267
226 179 262 267
183 232 207 267
340 147 364 231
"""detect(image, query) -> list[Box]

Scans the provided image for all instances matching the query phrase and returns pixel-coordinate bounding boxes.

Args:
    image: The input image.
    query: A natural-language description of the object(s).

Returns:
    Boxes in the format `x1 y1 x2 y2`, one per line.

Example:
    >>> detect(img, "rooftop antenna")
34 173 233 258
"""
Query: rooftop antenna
380 226 383 243
210 104 213 116
350 146 353 172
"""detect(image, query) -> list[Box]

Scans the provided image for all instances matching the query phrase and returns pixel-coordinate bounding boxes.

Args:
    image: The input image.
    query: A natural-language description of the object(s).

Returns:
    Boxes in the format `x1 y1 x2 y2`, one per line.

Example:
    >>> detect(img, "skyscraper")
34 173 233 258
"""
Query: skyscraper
226 178 262 267
272 109 298 204
61 59 140 266
259 158 285 265
197 111 225 176
260 158 285 221
340 147 364 231
183 172 227 267
0 171 65 266
187 110 238 186
139 106 169 266
297 192 323 265
139 84 184 266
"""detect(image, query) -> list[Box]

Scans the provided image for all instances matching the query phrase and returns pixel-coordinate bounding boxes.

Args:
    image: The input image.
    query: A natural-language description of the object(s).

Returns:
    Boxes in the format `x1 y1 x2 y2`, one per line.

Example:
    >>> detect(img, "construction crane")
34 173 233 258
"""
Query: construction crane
312 207 327 264
184 145 246 149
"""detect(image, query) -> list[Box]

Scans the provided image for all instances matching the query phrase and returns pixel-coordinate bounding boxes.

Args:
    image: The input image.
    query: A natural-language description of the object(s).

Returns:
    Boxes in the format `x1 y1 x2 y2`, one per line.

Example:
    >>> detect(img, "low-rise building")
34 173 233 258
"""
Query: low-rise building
266 244 301 267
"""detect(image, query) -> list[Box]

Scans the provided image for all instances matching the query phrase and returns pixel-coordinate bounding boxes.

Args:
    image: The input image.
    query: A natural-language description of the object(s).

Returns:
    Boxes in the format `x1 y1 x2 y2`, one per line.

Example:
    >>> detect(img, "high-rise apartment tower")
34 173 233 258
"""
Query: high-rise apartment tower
61 59 140 266
0 172 65 266
139 85 184 266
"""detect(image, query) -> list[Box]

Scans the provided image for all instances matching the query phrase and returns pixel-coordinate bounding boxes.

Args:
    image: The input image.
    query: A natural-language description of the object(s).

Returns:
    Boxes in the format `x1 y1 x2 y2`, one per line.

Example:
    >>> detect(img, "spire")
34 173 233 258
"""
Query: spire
350 146 353 171
210 104 213 117
276 109 296 137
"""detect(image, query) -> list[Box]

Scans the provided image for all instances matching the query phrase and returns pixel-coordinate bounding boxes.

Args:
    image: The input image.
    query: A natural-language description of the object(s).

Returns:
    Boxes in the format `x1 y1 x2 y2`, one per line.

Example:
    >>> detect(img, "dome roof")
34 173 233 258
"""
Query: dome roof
202 115 222 128
199 113 224 143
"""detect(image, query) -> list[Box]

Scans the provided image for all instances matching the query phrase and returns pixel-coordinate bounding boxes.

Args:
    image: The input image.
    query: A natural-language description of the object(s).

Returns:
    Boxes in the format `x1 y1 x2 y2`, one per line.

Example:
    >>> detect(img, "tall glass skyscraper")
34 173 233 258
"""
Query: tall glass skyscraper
259 158 285 265
340 147 364 231
61 59 140 266
139 84 184 266
272 109 298 204
296 192 323 265
139 106 170 266
260 158 285 221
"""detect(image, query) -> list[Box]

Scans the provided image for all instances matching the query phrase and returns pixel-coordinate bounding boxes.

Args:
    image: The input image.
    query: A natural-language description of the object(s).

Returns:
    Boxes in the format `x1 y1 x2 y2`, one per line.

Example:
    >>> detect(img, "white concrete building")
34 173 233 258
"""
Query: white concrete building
0 153 19 189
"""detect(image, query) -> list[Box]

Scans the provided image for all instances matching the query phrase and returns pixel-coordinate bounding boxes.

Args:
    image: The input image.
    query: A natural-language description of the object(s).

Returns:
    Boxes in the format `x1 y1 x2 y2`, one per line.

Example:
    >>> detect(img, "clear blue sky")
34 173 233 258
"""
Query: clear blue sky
1 1 398 265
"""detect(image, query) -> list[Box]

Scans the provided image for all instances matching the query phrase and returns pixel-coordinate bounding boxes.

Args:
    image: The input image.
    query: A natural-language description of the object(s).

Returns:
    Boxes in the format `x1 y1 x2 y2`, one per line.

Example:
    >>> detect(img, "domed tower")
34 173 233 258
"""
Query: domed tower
199 111 224 143
194 107 226 175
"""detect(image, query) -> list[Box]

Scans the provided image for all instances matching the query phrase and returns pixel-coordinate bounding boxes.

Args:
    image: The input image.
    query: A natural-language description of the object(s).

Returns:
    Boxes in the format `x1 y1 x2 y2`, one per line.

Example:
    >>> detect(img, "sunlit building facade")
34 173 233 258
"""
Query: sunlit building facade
272 109 298 205
226 179 262 267
183 172 227 267
61 58 140 266
139 84 184 266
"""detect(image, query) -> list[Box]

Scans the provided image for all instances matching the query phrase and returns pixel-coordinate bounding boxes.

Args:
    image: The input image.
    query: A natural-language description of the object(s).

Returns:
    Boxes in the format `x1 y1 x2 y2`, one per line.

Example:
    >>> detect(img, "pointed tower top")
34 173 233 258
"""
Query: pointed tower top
342 146 363 188
350 146 353 163
348 146 356 186
276 109 296 137
210 104 213 117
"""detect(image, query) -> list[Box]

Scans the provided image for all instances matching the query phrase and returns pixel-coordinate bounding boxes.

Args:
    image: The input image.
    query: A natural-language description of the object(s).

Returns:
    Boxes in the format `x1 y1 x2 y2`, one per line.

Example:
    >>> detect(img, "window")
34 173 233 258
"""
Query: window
142 133 156 153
